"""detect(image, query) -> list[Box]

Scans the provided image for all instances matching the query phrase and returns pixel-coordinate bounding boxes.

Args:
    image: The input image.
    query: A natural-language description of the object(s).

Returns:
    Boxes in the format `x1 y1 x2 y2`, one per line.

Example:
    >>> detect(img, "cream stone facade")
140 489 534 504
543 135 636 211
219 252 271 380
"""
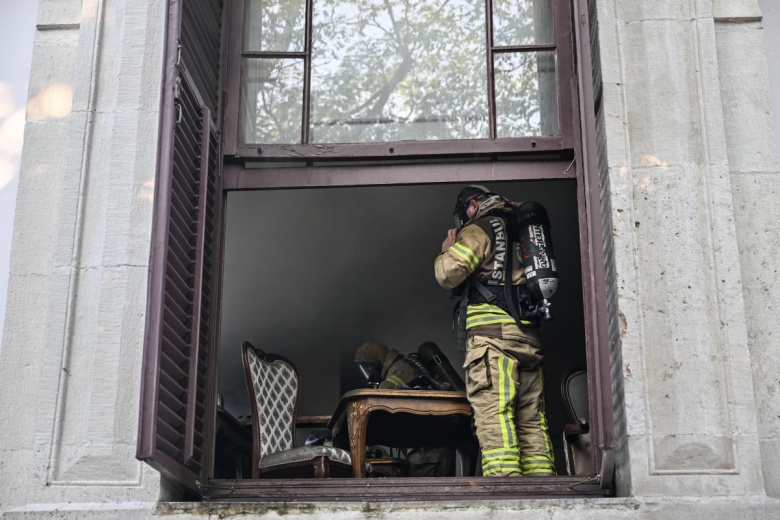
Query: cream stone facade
1 0 779 518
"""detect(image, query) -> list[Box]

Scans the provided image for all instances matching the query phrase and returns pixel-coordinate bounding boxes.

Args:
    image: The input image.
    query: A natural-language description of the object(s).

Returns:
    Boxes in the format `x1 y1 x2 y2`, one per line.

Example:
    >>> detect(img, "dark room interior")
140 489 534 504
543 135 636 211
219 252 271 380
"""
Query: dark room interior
217 178 587 474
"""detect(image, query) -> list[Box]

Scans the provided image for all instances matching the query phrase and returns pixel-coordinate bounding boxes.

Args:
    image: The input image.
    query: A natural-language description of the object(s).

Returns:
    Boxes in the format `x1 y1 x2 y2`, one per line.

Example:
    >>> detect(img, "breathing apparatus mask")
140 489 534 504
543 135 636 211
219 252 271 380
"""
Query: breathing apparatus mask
453 185 493 230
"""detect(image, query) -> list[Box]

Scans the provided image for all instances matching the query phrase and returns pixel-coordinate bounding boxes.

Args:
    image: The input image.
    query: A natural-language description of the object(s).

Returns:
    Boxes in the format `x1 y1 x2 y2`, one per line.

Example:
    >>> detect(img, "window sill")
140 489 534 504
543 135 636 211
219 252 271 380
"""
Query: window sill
198 475 609 502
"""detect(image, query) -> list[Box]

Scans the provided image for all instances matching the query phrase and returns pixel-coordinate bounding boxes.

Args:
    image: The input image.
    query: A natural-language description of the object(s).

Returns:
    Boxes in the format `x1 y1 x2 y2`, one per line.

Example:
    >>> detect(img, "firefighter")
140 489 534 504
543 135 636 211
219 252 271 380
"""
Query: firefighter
434 185 556 477
354 341 455 477
354 341 428 389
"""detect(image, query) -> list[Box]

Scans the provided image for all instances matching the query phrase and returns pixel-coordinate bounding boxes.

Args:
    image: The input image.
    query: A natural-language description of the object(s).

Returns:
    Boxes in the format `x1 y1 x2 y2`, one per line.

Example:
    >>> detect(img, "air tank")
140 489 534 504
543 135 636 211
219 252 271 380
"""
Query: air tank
515 201 558 320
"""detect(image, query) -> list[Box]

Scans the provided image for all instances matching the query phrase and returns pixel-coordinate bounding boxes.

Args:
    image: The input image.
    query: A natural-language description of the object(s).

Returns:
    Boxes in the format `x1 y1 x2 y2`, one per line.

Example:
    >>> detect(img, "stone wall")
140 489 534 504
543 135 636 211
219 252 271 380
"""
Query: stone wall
595 0 779 499
0 0 165 512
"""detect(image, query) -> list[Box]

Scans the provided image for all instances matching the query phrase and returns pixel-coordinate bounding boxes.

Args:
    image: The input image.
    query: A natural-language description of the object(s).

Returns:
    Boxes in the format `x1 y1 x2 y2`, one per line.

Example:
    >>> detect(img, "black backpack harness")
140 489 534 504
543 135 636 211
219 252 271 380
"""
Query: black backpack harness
452 210 541 351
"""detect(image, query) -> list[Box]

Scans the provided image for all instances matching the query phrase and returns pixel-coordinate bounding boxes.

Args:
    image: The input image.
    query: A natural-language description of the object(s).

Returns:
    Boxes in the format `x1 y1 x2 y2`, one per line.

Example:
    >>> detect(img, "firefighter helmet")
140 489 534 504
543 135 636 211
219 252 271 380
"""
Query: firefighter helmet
453 185 493 229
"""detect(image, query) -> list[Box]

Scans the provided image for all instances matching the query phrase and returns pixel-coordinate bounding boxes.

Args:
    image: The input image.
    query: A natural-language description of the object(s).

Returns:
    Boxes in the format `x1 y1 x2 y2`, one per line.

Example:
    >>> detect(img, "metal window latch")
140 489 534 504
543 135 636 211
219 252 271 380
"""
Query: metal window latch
564 158 576 175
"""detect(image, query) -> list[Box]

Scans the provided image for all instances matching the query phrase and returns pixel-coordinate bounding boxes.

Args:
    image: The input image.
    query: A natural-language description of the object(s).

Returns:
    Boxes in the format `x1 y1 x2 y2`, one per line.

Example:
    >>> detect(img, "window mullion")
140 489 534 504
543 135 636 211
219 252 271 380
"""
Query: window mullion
241 51 307 58
302 0 314 144
486 0 496 140
493 44 557 53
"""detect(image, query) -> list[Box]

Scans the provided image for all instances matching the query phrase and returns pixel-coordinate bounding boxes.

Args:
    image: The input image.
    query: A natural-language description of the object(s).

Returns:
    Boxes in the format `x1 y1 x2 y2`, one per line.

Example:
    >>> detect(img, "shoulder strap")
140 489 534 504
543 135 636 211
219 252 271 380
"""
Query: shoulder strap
455 289 469 352
472 278 498 302
502 216 524 325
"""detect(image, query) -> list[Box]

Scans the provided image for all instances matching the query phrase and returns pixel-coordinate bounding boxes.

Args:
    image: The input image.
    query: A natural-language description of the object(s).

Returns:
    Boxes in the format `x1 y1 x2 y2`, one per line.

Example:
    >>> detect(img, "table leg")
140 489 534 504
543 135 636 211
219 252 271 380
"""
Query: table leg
347 401 368 478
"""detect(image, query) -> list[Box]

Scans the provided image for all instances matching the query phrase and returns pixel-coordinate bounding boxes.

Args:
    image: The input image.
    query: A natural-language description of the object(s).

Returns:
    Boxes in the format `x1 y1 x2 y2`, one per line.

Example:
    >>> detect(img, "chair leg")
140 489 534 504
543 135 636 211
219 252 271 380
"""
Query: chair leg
312 456 330 478
251 450 260 479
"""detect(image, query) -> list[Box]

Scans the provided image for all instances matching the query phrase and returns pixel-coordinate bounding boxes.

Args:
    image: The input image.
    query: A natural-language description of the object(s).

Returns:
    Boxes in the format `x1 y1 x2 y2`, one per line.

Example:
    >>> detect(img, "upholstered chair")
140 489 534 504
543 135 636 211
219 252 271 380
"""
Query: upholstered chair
560 364 593 476
241 341 352 478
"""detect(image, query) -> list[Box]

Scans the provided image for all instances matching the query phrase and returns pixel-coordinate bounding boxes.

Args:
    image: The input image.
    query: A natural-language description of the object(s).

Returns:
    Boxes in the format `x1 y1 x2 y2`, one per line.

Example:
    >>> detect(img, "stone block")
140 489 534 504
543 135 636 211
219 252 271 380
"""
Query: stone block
632 164 731 435
627 419 765 496
74 107 154 269
713 0 763 21
38 0 83 29
600 83 629 166
652 434 734 472
50 265 147 485
92 0 165 113
618 1 692 24
0 448 35 510
0 274 57 449
730 173 780 432
621 20 707 167
759 438 780 498
592 0 622 86
12 111 94 277
614 160 762 494
26 29 79 107
716 22 779 173
730 172 780 500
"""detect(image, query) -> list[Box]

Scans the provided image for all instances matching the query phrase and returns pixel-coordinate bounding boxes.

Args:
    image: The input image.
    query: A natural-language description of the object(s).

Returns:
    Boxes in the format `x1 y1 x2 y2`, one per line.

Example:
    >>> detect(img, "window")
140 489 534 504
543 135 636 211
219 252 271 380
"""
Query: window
137 0 614 501
240 0 559 144
223 0 578 158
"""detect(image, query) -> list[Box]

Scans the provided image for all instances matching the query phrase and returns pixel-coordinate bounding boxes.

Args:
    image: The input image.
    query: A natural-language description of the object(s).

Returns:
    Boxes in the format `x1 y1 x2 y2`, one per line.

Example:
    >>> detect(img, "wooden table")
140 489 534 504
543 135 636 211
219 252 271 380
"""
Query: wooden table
327 389 474 478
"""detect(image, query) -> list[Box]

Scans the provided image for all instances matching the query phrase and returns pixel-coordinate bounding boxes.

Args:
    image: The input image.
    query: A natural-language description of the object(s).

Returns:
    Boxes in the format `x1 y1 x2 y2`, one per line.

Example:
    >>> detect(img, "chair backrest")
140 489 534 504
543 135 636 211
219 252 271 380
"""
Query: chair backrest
561 364 590 432
242 342 301 458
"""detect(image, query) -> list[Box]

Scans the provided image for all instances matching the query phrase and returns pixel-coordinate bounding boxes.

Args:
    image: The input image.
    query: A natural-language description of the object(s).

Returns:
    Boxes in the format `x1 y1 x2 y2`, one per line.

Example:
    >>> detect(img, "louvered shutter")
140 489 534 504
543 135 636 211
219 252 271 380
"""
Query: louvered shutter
137 0 224 492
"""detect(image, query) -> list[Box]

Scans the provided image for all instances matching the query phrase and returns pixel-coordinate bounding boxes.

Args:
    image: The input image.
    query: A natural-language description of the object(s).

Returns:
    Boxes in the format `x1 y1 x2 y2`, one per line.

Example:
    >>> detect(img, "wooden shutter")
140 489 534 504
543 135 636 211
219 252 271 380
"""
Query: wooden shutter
137 0 224 492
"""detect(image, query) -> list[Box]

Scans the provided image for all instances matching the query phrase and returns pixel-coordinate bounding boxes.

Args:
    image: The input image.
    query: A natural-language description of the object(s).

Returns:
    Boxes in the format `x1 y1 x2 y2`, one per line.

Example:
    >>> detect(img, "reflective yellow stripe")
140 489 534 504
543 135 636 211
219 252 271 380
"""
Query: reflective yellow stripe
466 303 515 328
521 455 556 474
466 315 516 328
516 368 555 476
466 303 535 328
449 242 479 271
466 303 507 315
521 461 555 468
482 448 521 460
386 375 404 387
536 368 554 461
497 356 518 449
482 447 522 476
522 467 556 475
521 457 554 464
483 461 522 475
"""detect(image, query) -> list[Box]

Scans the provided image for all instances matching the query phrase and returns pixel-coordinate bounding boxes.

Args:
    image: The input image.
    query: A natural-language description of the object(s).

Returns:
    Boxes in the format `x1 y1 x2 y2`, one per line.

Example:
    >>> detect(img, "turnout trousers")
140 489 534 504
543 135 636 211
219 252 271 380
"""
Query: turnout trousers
463 335 556 476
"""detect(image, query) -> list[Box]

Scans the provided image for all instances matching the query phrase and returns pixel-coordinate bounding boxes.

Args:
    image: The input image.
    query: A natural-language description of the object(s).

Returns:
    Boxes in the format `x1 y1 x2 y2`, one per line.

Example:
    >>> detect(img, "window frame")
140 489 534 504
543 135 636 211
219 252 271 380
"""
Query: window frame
215 0 614 497
138 0 616 501
222 0 578 159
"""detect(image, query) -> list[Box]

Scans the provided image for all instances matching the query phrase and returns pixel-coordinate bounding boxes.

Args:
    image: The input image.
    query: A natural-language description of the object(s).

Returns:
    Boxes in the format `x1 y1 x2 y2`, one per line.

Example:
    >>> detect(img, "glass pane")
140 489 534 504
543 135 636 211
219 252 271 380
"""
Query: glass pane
310 0 488 143
241 58 304 144
243 0 306 52
495 51 559 137
493 0 554 46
